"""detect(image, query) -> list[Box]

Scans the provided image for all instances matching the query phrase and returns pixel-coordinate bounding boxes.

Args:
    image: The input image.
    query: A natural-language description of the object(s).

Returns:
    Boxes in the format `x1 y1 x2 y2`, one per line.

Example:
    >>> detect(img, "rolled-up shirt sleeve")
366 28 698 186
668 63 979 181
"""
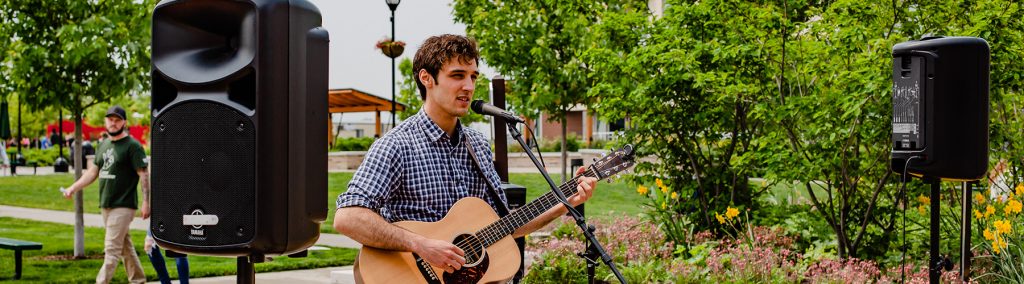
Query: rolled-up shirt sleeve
336 137 402 211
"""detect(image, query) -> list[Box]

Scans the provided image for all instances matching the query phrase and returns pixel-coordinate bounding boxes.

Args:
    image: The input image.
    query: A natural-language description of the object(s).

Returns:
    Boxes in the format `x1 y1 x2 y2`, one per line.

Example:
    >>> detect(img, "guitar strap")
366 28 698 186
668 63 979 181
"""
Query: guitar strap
465 138 512 217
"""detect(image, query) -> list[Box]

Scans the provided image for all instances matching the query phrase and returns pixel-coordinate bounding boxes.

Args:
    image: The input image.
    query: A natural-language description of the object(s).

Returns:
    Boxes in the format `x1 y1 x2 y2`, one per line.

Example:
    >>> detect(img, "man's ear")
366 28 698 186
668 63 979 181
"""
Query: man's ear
417 69 434 86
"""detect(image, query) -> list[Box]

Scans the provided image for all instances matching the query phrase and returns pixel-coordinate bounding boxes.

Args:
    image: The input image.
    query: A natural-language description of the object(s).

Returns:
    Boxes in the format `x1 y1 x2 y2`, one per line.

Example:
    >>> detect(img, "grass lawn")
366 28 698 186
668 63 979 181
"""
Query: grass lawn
324 172 645 232
1 172 647 234
0 175 102 214
0 217 356 283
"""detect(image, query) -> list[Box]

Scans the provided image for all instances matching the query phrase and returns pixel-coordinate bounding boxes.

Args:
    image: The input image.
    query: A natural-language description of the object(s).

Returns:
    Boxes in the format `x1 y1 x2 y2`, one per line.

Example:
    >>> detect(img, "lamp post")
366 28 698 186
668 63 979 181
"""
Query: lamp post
386 0 401 130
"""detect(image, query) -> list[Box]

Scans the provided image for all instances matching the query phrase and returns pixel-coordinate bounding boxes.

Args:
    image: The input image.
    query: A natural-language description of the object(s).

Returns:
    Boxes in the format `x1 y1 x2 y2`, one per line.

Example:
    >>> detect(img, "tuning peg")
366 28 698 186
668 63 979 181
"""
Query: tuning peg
593 157 598 162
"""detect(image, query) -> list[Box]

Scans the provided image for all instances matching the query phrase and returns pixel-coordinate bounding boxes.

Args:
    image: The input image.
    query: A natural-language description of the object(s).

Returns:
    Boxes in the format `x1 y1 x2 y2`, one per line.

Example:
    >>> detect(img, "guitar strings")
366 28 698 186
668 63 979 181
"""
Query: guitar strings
458 171 590 251
452 167 602 253
471 167 593 246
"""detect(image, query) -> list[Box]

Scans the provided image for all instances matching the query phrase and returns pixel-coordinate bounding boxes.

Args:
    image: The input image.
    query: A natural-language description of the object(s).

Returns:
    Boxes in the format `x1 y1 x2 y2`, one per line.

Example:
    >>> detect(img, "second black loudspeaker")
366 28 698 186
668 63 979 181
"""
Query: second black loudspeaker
149 0 329 257
890 36 989 181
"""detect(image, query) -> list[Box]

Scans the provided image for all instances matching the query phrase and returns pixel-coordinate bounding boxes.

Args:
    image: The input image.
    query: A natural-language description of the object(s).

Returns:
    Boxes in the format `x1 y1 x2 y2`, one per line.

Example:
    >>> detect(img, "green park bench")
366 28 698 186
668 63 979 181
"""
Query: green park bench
0 237 43 280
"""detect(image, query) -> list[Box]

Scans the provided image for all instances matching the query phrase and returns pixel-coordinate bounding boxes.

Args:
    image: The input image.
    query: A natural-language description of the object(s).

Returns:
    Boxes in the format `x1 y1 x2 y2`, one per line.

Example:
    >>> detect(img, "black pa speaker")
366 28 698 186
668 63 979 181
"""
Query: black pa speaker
891 36 989 181
149 0 329 256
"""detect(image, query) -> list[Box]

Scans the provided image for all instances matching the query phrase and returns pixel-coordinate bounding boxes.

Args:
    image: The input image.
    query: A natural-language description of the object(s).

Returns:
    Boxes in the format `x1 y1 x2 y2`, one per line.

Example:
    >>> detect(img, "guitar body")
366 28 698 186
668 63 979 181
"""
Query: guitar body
356 198 521 284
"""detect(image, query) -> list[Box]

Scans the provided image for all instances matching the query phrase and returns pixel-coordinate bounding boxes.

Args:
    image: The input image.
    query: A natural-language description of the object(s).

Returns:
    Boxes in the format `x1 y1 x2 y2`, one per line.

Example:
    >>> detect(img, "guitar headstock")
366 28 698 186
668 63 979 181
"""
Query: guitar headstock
589 144 636 181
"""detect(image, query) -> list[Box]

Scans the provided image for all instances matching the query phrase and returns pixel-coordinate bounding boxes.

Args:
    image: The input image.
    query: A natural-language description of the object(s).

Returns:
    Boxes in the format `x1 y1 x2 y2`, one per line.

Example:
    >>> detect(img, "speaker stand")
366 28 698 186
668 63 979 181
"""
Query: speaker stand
927 178 940 284
926 178 956 283
237 254 262 284
959 181 973 282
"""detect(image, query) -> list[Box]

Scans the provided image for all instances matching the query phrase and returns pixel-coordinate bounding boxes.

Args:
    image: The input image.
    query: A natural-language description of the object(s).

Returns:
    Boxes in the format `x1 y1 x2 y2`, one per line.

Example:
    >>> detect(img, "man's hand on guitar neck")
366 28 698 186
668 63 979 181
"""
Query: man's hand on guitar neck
511 166 600 238
411 235 466 274
567 166 598 207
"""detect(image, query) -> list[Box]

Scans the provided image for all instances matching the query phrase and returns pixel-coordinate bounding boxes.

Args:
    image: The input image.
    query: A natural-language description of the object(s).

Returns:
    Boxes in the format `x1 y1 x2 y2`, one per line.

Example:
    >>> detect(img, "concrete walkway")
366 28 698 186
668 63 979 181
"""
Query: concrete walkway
0 205 362 249
184 266 355 284
0 205 358 283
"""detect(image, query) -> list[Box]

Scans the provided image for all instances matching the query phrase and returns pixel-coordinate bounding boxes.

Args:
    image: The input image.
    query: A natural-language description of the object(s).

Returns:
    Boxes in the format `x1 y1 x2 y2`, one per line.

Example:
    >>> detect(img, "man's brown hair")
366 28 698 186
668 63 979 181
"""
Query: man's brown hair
412 34 480 100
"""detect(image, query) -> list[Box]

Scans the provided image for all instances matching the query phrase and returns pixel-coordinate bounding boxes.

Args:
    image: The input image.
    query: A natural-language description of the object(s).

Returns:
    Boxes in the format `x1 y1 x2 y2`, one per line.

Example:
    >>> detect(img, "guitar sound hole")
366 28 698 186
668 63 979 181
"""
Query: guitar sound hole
452 234 486 267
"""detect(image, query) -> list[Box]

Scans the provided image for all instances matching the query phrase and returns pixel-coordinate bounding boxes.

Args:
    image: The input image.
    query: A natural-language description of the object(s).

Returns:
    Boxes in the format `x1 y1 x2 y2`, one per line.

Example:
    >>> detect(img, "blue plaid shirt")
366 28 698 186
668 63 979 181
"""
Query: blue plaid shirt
336 111 507 223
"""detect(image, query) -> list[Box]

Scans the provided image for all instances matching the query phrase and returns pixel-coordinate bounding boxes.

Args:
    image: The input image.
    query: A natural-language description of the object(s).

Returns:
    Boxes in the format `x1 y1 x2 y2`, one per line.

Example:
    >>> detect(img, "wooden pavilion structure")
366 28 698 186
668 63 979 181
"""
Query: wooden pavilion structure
328 88 407 141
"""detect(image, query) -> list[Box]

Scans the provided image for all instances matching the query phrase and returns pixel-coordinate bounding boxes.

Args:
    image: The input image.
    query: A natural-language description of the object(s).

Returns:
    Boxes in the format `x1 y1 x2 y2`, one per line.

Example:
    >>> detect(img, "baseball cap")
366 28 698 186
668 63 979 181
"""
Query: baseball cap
105 105 127 120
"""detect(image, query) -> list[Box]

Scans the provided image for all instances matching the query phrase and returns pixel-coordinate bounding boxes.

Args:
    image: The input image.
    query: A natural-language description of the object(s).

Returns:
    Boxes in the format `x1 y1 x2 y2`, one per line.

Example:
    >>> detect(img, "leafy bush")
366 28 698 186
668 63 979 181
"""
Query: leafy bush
586 139 610 150
971 185 1024 282
5 147 63 166
524 216 674 283
506 134 585 153
538 133 581 152
331 137 374 152
525 212 970 283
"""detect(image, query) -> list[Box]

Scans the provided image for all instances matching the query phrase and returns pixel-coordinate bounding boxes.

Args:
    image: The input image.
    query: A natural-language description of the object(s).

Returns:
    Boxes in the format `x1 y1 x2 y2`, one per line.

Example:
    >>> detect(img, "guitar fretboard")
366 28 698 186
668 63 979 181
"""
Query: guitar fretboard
475 168 600 247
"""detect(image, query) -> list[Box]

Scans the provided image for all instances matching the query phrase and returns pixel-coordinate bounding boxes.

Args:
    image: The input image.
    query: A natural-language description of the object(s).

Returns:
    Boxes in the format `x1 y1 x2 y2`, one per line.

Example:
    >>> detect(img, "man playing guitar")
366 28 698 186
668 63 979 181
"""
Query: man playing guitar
333 34 599 280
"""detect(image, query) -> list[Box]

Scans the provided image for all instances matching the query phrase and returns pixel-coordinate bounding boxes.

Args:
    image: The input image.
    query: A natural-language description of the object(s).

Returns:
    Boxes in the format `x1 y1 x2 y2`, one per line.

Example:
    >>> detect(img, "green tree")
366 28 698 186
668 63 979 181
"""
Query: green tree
757 0 1024 260
452 0 633 182
1 0 154 257
584 0 779 240
755 0 909 258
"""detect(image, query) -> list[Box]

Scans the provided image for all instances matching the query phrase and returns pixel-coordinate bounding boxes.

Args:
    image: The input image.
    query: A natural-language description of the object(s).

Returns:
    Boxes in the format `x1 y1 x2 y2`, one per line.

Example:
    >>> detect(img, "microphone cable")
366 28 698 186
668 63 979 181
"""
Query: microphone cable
522 120 546 169
900 155 922 284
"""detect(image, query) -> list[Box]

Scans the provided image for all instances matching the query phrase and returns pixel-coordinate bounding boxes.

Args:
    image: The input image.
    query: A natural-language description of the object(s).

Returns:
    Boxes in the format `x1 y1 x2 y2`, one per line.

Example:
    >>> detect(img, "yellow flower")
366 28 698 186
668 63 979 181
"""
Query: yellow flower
656 179 667 193
715 213 725 224
670 192 679 199
994 220 1012 234
917 194 930 205
975 192 986 205
986 205 996 217
661 201 667 210
993 233 1008 254
1017 183 1024 196
1006 199 1023 215
917 205 927 214
637 185 649 195
984 228 994 241
725 207 740 219
974 209 983 220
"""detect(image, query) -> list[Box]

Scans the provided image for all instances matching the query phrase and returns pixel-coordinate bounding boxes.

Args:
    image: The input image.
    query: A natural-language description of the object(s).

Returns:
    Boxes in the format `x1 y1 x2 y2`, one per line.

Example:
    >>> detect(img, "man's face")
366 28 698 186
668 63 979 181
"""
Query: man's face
105 116 125 134
423 59 478 118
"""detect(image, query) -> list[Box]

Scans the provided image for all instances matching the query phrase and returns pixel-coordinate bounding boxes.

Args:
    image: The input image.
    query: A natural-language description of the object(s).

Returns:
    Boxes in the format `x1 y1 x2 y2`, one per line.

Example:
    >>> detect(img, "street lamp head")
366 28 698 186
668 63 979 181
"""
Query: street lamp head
386 0 400 11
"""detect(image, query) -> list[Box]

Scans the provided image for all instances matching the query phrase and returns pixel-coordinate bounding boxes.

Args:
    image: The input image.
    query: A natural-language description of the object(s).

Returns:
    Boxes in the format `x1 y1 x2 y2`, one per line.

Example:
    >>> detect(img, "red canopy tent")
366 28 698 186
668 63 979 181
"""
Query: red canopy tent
46 120 149 146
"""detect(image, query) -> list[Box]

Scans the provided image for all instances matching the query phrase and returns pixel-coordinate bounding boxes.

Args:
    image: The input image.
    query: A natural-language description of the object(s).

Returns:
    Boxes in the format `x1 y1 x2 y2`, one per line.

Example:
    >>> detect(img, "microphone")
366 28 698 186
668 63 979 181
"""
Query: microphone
471 100 525 124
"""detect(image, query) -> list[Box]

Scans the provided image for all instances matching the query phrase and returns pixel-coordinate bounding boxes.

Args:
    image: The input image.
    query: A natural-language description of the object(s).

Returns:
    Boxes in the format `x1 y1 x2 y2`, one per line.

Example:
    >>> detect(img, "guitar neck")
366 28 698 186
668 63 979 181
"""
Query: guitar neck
475 167 601 247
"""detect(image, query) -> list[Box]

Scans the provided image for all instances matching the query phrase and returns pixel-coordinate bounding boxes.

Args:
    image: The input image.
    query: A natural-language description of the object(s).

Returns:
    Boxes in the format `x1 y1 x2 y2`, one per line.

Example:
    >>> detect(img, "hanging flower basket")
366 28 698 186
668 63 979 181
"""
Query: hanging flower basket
376 38 406 58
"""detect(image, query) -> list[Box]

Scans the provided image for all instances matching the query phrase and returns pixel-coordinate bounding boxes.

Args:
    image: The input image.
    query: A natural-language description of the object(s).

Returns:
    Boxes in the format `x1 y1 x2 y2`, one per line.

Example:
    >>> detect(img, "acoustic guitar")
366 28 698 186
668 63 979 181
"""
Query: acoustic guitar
355 145 636 283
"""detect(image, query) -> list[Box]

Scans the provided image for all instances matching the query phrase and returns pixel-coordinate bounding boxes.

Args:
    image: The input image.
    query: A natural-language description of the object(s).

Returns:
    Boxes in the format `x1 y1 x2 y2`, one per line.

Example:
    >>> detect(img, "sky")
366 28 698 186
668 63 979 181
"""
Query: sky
306 0 496 124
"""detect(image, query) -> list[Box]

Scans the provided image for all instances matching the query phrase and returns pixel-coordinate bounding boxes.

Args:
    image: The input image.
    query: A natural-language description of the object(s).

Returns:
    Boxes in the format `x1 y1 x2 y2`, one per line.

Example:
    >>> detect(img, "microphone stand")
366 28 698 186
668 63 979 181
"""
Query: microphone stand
505 120 627 284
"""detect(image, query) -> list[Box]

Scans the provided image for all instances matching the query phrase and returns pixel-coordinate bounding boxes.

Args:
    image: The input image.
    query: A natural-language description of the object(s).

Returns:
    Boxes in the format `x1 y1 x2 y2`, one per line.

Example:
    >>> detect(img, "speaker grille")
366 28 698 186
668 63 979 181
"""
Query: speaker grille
152 101 256 247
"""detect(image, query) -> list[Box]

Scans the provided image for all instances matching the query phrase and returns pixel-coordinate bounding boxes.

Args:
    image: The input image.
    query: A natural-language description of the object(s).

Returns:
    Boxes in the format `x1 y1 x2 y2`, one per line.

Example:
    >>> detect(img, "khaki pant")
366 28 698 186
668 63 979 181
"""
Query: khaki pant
96 207 145 284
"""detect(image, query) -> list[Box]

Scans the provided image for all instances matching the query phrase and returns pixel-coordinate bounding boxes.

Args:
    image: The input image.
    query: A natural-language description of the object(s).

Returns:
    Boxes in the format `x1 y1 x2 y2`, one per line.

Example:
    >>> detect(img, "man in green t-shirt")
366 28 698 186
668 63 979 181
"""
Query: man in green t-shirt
63 105 150 284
